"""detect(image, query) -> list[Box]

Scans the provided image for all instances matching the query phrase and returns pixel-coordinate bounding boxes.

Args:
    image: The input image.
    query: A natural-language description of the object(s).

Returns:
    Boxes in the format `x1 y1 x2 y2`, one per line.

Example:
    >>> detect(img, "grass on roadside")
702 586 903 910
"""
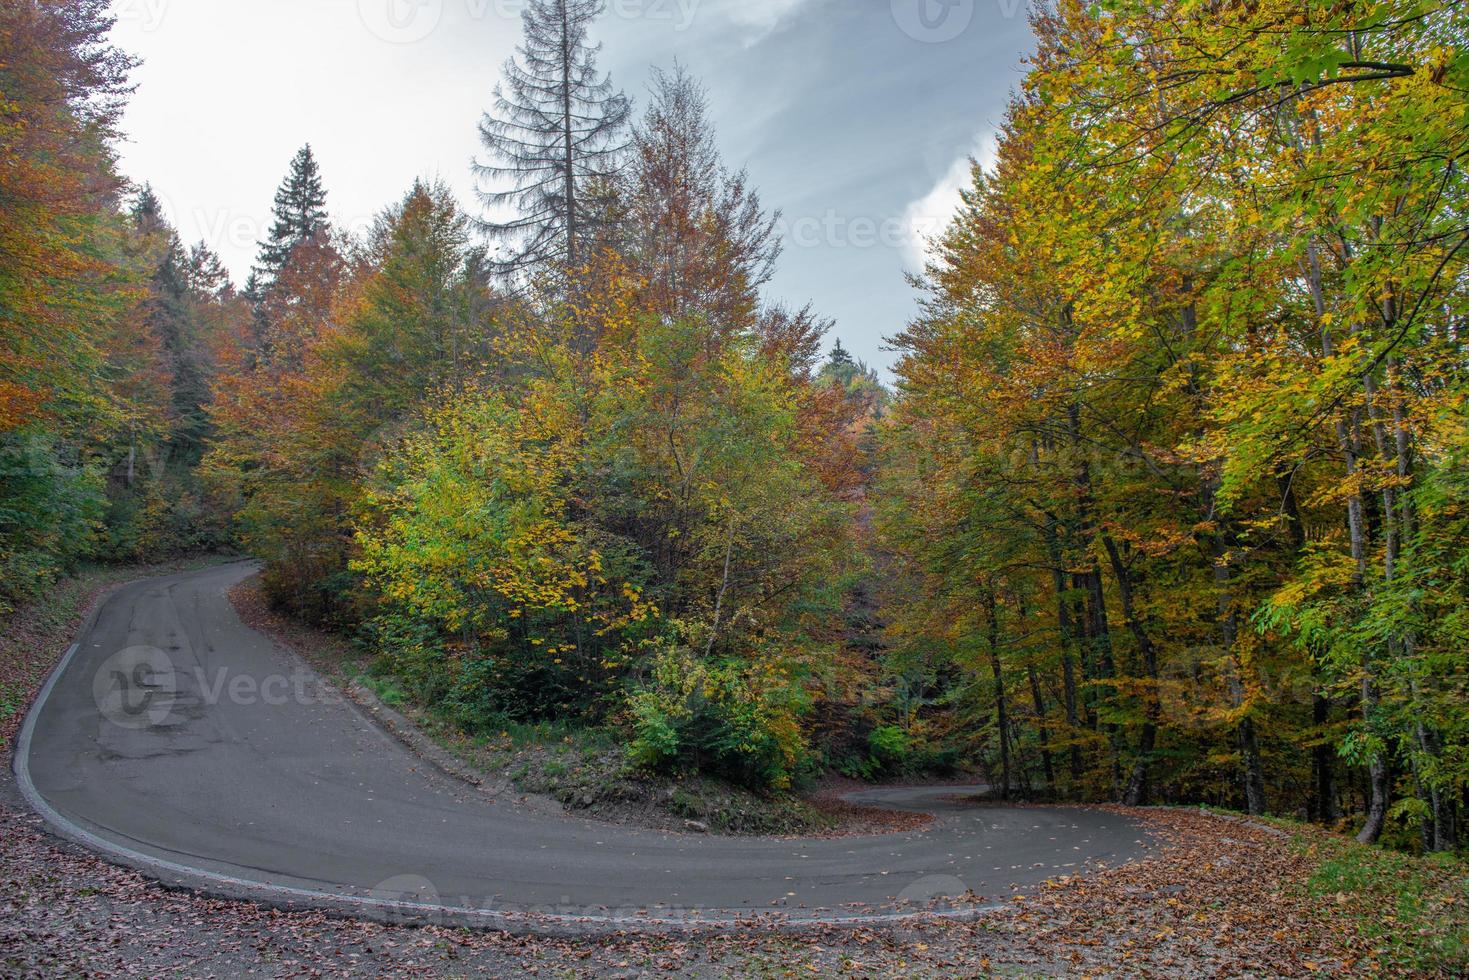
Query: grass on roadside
1295 831 1467 975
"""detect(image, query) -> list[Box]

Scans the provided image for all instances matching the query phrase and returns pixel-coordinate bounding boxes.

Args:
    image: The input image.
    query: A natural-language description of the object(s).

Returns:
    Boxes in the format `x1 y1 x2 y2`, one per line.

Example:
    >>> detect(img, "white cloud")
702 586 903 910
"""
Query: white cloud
900 132 997 269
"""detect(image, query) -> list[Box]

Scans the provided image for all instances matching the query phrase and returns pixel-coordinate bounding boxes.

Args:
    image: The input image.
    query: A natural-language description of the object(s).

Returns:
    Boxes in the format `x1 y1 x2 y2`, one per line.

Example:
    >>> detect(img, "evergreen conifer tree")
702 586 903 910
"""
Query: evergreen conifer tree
252 144 329 288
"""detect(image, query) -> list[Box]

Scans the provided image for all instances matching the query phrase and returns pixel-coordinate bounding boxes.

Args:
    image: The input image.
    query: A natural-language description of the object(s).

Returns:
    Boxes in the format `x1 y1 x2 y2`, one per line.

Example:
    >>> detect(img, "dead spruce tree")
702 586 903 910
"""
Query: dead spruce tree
474 0 630 276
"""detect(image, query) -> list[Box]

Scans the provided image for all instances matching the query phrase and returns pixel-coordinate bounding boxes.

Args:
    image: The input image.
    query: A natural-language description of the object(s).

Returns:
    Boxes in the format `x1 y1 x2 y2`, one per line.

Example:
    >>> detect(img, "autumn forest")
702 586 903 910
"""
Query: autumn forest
4 0 1467 865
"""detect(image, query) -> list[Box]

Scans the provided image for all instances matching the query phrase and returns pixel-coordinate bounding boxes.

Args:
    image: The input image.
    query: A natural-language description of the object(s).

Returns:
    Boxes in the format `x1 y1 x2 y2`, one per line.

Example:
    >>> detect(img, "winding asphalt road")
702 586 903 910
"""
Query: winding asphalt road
14 562 1150 930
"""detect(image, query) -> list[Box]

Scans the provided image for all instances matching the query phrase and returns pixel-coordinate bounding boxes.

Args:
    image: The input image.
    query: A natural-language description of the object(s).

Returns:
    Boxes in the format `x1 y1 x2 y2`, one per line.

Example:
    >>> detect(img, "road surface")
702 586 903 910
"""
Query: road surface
14 562 1149 930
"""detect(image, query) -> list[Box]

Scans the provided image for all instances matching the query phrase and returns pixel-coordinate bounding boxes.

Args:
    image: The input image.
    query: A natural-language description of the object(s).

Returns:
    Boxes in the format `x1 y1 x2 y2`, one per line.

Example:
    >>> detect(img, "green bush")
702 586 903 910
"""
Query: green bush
626 644 808 789
363 606 616 731
836 724 959 781
360 613 453 706
868 724 910 760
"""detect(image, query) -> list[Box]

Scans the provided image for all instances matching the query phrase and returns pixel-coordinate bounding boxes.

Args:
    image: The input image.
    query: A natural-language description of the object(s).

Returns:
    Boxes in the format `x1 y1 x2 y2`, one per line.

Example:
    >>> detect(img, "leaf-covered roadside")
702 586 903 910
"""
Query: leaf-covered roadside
998 807 1467 977
4 799 1463 977
4 566 1463 977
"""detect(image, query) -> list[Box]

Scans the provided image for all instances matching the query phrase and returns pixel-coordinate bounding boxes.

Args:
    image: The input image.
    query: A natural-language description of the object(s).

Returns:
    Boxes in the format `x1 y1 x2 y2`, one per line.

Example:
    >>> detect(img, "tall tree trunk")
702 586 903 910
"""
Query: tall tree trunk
983 586 1011 801
1015 586 1056 797
559 2 577 268
1212 525 1267 815
1069 437 1114 774
1237 718 1267 816
1279 471 1340 824
1046 524 1084 788
704 514 737 657
1382 357 1455 851
1307 237 1388 844
1313 693 1339 823
1028 664 1057 796
1419 723 1457 851
1102 534 1159 807
1292 103 1392 843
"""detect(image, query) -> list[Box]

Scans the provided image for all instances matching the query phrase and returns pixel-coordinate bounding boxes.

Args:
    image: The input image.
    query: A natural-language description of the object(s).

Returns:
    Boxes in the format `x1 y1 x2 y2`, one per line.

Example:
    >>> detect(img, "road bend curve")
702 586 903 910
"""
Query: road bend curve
13 562 1150 932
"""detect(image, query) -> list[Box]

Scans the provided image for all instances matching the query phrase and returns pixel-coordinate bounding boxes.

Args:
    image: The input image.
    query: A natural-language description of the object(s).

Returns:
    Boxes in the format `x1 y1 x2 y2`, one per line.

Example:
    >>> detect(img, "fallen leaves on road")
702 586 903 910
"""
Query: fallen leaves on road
6 796 1464 978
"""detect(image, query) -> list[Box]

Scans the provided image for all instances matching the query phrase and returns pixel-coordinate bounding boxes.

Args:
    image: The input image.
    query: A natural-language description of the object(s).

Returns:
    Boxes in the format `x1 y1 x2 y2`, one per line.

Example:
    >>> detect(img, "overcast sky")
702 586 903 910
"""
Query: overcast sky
109 0 1035 371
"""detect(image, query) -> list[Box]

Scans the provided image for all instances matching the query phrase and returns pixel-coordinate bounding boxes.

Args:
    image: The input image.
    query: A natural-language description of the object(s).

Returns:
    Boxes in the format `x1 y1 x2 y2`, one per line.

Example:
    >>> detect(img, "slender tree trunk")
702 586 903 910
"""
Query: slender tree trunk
1103 534 1158 807
559 3 577 268
1307 238 1388 844
1313 694 1339 823
1012 717 1035 798
1383 357 1455 850
1420 724 1457 850
1070 427 1116 735
1357 678 1390 845
1237 718 1267 816
983 586 1011 801
1292 103 1391 842
1046 526 1084 788
1213 527 1266 814
1082 568 1114 682
704 514 737 657
1280 471 1340 824
1015 587 1056 796
1028 664 1057 796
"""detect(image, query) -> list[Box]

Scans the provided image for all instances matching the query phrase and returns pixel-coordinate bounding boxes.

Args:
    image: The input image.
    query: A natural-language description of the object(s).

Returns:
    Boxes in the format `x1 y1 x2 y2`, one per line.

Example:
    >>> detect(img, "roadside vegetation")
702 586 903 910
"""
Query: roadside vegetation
231 577 894 836
4 0 1467 867
1296 829 1467 974
360 672 841 835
